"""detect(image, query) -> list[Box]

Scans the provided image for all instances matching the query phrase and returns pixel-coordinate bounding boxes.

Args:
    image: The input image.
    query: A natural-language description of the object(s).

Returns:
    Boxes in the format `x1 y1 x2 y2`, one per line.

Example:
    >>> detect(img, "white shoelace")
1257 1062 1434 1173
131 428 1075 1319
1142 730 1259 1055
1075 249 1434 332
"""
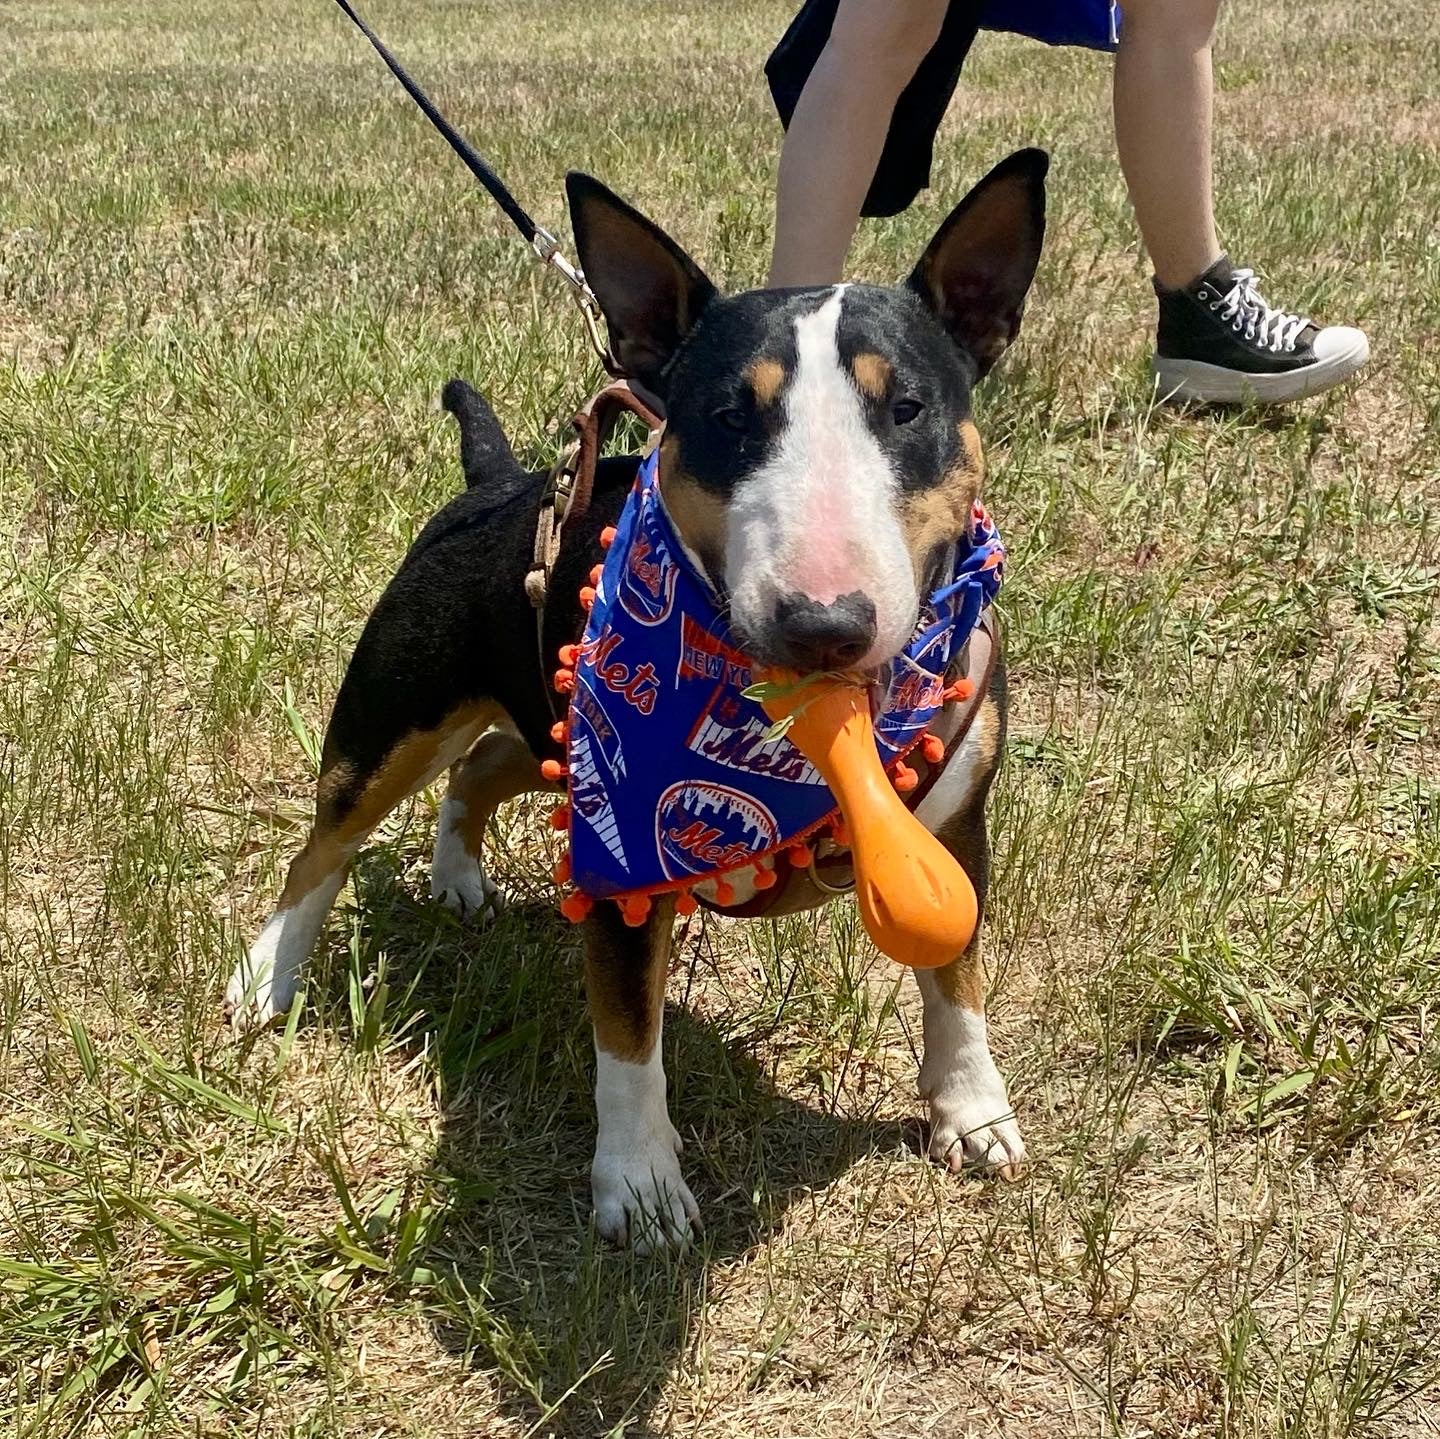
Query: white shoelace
1208 269 1311 352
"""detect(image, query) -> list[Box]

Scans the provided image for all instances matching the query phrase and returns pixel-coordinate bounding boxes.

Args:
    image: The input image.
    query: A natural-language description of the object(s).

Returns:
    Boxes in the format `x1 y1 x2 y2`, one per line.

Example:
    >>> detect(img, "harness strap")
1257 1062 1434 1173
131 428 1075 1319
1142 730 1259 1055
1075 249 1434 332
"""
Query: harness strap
528 380 665 711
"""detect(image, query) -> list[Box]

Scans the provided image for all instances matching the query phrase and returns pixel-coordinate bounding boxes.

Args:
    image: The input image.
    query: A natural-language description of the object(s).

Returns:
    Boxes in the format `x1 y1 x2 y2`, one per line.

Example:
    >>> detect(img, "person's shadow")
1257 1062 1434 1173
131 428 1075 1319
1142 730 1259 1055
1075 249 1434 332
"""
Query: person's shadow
320 817 908 1437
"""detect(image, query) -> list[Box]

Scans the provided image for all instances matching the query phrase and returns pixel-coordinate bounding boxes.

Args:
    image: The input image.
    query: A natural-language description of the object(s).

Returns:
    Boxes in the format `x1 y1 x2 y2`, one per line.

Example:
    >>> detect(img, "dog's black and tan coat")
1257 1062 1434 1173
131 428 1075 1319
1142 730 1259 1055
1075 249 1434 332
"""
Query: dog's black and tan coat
228 150 1049 1251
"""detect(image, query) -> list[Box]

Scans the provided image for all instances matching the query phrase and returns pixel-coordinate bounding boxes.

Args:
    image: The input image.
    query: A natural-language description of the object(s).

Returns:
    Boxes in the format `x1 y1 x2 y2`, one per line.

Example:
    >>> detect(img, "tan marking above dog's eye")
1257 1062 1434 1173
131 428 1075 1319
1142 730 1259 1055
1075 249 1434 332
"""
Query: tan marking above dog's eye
850 352 893 400
746 358 786 407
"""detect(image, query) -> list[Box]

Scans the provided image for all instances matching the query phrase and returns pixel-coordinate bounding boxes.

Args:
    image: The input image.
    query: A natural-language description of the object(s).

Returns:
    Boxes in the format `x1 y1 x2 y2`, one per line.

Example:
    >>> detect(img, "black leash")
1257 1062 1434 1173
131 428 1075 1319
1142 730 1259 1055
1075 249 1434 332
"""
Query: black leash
329 0 618 372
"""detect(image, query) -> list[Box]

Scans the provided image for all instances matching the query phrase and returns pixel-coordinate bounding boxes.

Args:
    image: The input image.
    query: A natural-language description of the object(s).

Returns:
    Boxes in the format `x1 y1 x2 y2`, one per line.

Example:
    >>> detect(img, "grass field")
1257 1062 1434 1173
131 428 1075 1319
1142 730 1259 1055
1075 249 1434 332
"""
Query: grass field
4 0 1440 1434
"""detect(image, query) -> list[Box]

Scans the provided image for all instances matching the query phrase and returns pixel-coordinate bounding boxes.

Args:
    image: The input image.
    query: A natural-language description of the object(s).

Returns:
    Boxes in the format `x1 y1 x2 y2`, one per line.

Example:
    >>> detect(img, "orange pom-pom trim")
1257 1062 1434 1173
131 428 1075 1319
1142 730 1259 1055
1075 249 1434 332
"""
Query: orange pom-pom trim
786 843 814 869
558 643 579 667
549 804 571 831
620 895 652 927
540 758 566 783
921 733 946 764
713 879 736 905
550 719 568 744
943 678 974 704
560 890 593 922
892 763 918 794
753 862 777 890
553 667 575 693
675 891 699 916
589 564 603 586
552 853 572 885
579 586 596 610
599 525 617 549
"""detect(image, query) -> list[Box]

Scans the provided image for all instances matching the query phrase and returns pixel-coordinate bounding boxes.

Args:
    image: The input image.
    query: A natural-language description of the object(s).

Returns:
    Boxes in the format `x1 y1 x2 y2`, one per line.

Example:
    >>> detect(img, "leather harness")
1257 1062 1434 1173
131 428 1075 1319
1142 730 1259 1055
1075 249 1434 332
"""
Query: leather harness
525 381 998 918
526 381 664 720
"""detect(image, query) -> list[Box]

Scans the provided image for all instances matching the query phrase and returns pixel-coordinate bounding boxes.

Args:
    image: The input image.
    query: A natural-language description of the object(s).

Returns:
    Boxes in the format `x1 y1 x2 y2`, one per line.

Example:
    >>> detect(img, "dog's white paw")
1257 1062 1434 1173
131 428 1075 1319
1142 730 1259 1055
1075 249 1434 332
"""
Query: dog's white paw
925 1075 1027 1179
592 1047 698 1252
224 917 300 1030
225 873 347 1031
430 797 500 920
918 995 1026 1180
592 1124 698 1253
429 858 500 920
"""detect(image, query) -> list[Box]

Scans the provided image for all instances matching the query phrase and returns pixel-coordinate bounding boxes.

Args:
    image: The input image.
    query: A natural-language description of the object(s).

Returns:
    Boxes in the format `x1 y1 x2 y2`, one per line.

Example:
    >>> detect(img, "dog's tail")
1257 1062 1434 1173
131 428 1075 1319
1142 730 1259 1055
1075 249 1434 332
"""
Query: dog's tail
441 378 524 495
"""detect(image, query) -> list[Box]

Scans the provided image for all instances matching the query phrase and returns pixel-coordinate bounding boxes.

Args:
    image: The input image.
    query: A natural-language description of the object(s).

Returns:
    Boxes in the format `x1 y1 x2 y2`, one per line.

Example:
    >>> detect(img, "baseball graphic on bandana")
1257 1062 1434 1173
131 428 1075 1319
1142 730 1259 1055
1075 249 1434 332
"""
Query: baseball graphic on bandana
656 780 780 880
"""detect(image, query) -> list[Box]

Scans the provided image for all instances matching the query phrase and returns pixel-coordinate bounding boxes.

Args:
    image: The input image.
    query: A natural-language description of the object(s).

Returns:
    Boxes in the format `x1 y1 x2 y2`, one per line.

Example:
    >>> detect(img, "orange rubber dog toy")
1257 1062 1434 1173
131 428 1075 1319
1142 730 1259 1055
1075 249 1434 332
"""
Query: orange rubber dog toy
758 670 977 969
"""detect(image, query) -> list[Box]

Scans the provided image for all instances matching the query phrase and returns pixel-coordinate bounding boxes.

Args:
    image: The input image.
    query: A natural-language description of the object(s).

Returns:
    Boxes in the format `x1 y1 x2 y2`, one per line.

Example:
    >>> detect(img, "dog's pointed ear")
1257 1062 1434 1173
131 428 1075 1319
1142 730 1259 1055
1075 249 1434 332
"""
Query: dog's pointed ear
907 148 1048 379
566 173 717 395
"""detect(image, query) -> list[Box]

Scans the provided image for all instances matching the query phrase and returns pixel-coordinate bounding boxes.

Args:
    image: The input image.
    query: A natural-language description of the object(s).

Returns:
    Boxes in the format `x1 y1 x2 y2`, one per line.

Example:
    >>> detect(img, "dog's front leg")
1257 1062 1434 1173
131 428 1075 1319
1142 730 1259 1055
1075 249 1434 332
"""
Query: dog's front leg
916 955 1026 1179
583 895 698 1251
914 807 1026 1180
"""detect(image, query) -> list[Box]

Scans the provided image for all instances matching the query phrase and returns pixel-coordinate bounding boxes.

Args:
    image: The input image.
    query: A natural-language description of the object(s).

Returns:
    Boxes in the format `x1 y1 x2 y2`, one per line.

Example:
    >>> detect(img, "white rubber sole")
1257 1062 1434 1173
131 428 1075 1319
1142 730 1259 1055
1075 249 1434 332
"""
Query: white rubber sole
1153 331 1370 405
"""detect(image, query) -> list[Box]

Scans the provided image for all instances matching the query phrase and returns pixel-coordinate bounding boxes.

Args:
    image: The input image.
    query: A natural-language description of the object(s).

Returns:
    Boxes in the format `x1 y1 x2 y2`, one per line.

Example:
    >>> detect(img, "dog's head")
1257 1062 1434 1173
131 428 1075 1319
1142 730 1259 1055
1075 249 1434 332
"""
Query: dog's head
567 149 1046 672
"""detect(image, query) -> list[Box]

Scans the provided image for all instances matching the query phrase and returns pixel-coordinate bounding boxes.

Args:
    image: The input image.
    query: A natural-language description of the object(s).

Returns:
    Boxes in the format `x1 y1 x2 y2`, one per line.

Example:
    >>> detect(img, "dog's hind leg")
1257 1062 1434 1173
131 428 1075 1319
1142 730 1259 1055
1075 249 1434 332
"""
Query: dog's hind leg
227 700 501 1028
430 722 544 919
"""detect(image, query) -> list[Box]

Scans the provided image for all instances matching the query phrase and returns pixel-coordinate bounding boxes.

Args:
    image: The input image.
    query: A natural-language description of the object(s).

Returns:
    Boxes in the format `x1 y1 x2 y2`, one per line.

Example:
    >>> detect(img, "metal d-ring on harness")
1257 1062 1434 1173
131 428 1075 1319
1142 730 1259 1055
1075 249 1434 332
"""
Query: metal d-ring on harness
328 0 619 377
527 382 665 721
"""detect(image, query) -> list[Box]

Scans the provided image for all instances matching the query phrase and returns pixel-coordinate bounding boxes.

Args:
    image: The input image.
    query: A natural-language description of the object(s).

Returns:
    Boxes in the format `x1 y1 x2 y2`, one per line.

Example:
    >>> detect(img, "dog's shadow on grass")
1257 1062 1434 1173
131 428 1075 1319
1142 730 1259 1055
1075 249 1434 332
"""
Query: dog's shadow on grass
325 844 907 1438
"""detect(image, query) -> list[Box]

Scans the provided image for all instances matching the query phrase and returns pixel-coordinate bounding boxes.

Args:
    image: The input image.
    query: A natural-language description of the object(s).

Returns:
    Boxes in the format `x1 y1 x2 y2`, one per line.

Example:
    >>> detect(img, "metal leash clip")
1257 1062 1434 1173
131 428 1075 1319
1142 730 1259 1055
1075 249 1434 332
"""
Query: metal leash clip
532 227 621 375
330 0 625 380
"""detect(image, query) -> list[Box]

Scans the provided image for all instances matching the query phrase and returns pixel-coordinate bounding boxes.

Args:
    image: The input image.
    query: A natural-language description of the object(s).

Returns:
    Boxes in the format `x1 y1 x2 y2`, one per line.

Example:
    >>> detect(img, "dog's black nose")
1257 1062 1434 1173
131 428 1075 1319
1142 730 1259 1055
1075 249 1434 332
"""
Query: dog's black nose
772 591 877 670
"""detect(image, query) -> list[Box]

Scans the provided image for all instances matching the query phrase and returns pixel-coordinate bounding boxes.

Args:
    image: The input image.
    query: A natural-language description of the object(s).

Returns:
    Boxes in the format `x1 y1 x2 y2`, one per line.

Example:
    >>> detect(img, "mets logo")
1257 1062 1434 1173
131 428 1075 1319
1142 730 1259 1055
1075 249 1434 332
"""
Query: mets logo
617 502 679 625
685 690 824 785
587 631 661 716
655 780 780 879
884 663 946 718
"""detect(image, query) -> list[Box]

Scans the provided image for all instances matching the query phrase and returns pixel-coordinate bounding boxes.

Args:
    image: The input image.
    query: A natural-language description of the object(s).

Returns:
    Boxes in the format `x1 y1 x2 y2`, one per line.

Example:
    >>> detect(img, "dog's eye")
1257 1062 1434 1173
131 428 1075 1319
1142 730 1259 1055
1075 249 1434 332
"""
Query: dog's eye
892 398 924 425
712 406 748 433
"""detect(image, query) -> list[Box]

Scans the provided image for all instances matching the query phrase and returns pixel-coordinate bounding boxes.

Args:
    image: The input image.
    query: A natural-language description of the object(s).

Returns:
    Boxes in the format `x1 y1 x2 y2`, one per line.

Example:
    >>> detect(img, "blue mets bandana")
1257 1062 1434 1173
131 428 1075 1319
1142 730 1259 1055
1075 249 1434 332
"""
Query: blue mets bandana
558 450 1003 910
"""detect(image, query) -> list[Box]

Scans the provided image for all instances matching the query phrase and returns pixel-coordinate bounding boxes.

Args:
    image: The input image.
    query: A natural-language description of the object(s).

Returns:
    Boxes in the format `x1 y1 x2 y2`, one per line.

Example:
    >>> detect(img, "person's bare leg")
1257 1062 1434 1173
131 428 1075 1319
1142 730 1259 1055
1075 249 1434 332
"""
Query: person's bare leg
769 0 948 287
1113 0 1223 290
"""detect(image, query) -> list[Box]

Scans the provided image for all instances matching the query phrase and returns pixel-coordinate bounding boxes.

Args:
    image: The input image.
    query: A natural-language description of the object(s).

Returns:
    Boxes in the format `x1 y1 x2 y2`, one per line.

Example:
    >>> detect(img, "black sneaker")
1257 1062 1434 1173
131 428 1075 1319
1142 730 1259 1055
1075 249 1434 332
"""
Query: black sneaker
1153 255 1369 404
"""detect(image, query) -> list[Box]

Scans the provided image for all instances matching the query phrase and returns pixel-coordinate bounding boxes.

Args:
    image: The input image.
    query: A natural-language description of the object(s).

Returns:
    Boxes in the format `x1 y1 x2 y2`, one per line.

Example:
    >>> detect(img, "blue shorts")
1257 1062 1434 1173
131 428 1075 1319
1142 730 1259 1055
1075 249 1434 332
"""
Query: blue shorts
981 0 1120 51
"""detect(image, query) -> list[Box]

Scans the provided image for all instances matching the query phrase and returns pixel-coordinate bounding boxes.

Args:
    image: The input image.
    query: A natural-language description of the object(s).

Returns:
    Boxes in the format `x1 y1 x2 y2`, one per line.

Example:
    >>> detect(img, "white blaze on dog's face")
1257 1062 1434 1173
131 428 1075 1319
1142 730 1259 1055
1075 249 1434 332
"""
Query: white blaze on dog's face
566 149 1049 671
726 287 917 670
